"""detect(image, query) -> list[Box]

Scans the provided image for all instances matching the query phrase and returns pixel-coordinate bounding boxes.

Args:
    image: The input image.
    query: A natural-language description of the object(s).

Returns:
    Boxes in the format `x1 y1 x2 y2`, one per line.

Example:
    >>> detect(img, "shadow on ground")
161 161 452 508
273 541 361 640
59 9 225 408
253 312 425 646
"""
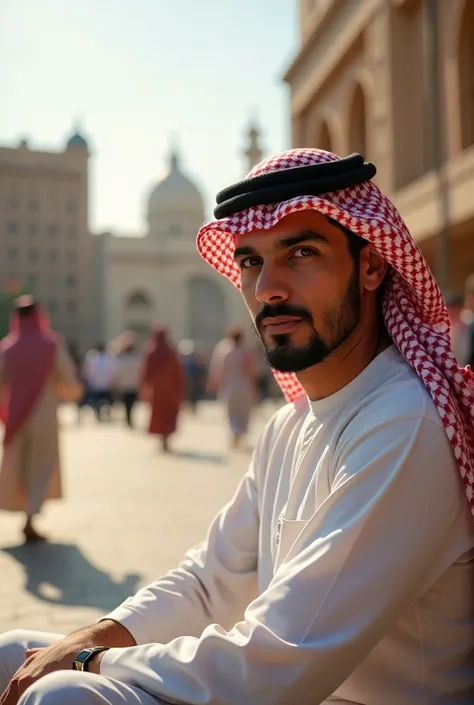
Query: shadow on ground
171 449 225 464
1 542 141 612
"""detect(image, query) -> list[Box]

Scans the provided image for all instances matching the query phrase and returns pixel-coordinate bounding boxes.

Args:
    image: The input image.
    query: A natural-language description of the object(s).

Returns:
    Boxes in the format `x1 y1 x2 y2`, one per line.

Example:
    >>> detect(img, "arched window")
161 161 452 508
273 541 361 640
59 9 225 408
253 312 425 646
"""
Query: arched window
316 120 333 152
458 0 474 149
126 291 152 309
348 84 367 157
186 277 226 344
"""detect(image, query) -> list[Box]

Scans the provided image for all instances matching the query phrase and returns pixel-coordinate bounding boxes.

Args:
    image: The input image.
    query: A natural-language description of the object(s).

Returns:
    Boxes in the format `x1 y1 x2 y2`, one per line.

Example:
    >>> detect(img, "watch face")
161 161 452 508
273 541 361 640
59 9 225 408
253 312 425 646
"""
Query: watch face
73 649 94 671
76 649 92 664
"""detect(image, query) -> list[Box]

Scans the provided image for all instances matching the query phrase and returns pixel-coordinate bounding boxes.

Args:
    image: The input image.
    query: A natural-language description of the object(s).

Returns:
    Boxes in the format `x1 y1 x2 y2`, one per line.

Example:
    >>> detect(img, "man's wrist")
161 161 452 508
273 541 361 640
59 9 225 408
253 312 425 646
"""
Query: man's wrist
72 646 110 673
87 649 107 675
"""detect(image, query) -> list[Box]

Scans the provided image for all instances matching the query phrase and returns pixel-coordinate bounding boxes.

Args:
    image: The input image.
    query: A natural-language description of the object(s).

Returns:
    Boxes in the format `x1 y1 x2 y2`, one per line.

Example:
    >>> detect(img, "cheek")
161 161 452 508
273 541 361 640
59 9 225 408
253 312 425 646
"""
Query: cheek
240 281 259 319
300 270 349 324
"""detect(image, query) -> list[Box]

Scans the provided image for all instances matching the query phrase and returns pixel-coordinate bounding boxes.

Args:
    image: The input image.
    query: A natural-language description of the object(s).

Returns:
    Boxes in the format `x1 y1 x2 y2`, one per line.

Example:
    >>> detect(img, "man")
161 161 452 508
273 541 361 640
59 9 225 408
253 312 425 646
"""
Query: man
0 297 81 542
83 344 117 422
112 333 141 428
1 149 473 704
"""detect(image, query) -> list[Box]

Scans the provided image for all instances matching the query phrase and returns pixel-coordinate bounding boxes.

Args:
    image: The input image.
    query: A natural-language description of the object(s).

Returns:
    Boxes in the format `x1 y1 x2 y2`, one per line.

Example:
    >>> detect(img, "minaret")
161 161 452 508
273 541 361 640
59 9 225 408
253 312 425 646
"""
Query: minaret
244 123 263 172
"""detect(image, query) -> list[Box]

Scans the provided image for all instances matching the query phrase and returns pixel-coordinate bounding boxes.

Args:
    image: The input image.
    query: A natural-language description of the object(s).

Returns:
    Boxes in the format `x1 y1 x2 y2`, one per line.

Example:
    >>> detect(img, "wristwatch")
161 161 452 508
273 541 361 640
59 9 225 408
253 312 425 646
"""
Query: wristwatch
72 646 110 672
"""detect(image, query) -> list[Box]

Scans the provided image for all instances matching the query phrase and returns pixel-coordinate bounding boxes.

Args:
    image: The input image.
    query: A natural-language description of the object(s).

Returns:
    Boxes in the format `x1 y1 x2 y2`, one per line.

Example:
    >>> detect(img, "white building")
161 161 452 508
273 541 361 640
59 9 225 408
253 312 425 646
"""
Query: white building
97 126 264 354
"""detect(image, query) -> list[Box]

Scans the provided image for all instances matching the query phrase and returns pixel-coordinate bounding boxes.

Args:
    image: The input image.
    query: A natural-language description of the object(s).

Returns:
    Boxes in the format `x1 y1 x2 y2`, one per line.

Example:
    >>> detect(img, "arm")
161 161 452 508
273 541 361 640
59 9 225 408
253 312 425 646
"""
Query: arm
1 420 264 700
102 453 260 645
100 415 467 704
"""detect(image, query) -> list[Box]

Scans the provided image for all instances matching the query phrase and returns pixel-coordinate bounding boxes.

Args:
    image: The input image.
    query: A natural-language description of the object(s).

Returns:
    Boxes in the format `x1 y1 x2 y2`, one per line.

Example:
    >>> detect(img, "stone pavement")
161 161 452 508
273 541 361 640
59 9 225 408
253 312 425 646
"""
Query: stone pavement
0 400 282 636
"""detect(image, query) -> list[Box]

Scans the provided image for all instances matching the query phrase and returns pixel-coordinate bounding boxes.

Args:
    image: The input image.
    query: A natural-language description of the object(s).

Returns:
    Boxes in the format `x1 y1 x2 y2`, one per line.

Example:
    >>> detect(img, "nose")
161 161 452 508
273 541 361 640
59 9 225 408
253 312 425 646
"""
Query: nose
254 262 290 305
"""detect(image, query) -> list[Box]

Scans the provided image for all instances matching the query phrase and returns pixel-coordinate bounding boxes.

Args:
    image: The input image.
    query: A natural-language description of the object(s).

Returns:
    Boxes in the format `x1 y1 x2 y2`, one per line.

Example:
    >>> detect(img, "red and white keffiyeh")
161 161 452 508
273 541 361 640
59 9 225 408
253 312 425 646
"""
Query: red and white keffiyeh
197 148 474 515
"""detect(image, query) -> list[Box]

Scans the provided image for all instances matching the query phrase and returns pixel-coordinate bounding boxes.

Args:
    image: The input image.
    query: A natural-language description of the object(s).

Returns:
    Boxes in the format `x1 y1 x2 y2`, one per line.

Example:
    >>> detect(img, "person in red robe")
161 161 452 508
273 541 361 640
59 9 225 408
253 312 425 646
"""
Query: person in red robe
0 296 81 540
140 326 184 452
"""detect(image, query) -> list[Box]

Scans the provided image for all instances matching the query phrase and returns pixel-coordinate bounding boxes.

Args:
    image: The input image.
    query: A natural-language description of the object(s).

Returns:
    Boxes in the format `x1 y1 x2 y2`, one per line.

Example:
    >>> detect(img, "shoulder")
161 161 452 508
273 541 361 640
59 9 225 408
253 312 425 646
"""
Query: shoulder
255 397 309 455
333 362 460 489
342 357 445 442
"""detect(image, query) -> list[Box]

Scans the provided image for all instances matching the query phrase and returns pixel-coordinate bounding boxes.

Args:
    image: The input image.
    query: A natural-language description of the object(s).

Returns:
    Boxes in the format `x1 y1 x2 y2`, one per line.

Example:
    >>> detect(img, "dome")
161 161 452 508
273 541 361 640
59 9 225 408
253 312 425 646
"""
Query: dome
66 131 89 151
148 151 204 220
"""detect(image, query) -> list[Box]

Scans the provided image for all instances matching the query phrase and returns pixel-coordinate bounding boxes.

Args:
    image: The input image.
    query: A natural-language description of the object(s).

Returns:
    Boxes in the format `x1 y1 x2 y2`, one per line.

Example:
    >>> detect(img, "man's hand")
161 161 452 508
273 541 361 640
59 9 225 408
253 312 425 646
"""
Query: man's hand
0 638 83 705
0 620 134 705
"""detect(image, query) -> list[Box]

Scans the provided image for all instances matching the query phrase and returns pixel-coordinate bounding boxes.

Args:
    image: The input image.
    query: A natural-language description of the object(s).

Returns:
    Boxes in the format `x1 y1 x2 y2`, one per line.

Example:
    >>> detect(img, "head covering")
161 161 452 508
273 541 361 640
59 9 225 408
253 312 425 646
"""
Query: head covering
197 148 474 515
0 297 58 446
143 326 175 369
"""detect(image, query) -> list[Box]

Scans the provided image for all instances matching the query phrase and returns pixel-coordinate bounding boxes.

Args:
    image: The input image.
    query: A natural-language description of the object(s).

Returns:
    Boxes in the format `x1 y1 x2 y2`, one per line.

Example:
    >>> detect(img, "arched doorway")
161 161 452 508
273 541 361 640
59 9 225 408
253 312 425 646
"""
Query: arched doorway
123 290 154 346
348 84 367 157
458 1 474 149
316 120 333 152
186 277 226 349
126 291 152 309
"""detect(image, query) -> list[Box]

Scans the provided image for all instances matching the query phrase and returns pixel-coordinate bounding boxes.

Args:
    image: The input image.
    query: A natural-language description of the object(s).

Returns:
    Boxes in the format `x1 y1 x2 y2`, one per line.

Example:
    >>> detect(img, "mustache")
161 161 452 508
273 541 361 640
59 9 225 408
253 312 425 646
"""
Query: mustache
255 303 314 330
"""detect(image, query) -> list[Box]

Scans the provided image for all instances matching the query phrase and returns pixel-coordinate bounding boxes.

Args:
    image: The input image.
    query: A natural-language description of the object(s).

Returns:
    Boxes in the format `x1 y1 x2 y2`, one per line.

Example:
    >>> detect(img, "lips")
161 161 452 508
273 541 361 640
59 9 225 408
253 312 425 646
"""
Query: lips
262 316 303 335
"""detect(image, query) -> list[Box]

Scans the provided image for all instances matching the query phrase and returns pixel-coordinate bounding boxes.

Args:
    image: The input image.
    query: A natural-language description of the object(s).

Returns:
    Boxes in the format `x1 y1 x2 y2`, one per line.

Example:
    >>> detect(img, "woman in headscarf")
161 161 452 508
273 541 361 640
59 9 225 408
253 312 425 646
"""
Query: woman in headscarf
140 326 184 452
0 297 82 541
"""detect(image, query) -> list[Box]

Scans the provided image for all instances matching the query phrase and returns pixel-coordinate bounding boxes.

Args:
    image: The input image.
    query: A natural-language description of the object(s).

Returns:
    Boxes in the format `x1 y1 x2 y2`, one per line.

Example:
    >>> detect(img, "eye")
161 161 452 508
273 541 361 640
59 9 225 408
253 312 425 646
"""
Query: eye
239 256 262 270
292 247 318 259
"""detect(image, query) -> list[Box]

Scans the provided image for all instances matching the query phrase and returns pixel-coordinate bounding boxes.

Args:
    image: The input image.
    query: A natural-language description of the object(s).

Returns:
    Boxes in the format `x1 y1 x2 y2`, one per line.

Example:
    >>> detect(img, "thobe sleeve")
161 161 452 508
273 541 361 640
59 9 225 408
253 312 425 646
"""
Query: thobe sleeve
102 443 262 646
100 414 468 705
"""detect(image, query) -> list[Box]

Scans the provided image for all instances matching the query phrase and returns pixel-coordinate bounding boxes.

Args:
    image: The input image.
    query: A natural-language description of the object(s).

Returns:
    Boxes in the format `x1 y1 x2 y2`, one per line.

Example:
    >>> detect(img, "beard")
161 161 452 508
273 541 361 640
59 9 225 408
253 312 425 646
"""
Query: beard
254 269 361 373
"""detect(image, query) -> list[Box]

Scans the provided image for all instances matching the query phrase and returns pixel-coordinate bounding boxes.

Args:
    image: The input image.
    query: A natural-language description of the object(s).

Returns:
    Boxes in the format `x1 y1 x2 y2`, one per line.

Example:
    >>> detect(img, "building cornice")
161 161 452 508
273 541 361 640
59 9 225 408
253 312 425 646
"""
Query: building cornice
0 165 84 181
282 0 379 117
283 0 344 84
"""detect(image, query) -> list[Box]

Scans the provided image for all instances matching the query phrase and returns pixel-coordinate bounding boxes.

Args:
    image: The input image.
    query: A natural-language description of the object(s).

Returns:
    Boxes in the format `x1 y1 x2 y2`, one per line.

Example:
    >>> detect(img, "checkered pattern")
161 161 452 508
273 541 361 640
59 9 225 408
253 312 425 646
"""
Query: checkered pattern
197 148 474 515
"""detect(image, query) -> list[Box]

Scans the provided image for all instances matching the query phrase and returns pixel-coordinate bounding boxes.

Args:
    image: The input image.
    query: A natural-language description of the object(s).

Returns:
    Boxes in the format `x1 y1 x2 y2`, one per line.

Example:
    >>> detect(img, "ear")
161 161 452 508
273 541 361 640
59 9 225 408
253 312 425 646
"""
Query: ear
359 246 388 292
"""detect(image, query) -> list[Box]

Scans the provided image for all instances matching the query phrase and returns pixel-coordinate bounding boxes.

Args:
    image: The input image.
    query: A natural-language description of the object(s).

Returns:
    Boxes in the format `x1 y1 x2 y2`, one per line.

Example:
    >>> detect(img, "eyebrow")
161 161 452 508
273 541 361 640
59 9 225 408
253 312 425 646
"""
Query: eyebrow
233 230 329 261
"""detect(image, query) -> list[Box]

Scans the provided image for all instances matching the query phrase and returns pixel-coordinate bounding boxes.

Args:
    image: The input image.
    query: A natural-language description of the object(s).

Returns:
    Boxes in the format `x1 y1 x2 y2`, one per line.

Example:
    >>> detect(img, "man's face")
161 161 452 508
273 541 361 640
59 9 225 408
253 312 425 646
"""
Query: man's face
234 211 364 373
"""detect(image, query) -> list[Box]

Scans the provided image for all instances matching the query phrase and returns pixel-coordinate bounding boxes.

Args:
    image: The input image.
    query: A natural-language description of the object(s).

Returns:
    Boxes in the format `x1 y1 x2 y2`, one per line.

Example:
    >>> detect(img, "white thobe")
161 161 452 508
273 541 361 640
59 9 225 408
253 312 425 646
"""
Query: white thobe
98 346 474 704
2 346 473 704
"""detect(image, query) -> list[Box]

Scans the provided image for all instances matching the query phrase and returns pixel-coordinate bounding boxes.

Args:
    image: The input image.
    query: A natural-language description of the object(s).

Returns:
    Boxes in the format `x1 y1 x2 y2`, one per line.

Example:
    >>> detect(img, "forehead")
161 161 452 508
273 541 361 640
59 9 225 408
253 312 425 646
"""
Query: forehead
234 210 347 250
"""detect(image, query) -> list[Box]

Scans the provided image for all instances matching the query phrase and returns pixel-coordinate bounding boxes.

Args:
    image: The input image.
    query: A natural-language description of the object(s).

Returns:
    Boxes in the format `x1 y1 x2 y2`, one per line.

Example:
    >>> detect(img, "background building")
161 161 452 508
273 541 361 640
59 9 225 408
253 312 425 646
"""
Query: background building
284 0 474 293
0 123 266 357
98 124 265 354
97 147 251 353
0 130 99 349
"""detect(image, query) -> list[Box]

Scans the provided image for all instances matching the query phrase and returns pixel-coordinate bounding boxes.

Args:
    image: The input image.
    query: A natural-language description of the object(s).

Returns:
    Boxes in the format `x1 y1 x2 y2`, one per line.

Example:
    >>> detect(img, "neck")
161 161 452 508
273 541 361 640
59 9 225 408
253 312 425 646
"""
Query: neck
296 320 391 402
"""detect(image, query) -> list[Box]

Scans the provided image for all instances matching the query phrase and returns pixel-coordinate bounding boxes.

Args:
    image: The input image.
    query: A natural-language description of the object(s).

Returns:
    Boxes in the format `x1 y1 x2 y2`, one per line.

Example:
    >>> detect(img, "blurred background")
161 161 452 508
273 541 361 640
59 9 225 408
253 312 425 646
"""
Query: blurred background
2 0 472 351
0 0 473 633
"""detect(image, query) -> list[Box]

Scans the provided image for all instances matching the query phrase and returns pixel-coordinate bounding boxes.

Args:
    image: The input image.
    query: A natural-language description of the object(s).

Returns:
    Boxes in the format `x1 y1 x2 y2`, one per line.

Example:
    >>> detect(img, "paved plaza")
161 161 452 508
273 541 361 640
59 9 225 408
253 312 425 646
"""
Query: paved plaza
0 400 281 636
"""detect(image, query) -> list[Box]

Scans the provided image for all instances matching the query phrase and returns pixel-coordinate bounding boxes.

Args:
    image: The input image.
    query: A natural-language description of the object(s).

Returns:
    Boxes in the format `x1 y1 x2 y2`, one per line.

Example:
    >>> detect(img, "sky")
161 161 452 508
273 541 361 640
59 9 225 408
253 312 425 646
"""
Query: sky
1 0 299 233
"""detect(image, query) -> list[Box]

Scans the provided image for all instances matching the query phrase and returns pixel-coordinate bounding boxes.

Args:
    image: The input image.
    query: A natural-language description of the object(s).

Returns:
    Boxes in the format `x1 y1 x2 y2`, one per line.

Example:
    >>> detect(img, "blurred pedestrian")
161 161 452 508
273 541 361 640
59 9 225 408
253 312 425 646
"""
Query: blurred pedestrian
140 326 184 452
83 343 117 421
0 297 82 541
67 340 89 423
208 327 257 448
178 339 207 414
113 333 142 428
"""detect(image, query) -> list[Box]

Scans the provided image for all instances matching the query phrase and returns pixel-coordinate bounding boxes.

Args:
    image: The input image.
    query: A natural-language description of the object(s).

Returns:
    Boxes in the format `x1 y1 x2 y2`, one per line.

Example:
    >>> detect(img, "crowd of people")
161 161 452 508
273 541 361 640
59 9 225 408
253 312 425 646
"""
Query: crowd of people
0 295 272 542
70 325 269 447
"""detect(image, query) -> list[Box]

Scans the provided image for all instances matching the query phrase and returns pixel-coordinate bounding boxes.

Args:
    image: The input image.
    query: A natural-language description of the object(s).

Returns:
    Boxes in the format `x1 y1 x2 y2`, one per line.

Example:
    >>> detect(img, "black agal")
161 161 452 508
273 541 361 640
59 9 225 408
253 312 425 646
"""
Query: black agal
213 153 376 220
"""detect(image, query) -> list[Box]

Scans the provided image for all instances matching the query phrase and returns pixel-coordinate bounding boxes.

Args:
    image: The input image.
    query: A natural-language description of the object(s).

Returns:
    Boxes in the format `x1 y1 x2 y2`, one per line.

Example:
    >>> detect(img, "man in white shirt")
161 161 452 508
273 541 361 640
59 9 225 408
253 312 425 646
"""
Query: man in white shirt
83 344 117 422
1 150 473 704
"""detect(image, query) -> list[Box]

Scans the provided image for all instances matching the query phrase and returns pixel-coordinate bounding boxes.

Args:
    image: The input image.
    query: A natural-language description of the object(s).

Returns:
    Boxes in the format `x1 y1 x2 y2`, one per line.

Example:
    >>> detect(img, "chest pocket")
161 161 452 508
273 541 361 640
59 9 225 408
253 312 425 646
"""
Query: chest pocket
275 517 309 569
